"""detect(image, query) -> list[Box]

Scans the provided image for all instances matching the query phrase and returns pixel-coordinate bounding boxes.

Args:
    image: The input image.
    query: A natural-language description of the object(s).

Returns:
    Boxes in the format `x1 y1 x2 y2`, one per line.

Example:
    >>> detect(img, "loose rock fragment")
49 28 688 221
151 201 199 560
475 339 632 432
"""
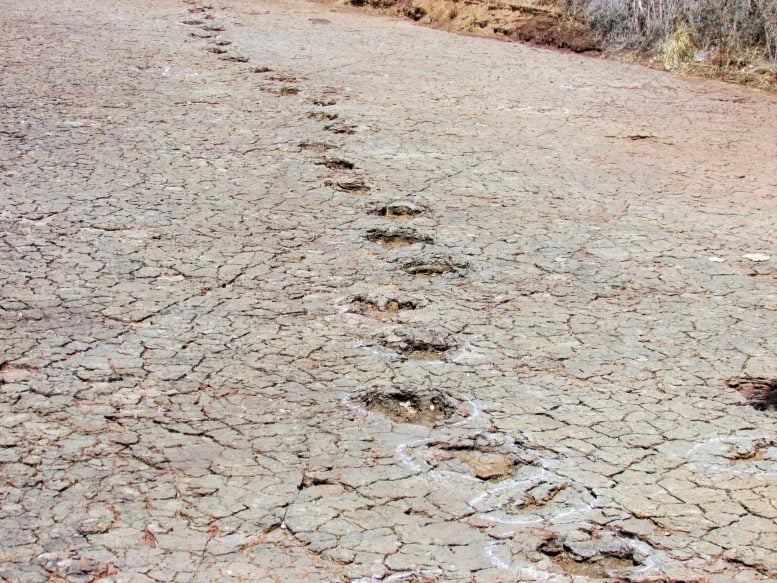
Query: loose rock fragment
454 450 515 480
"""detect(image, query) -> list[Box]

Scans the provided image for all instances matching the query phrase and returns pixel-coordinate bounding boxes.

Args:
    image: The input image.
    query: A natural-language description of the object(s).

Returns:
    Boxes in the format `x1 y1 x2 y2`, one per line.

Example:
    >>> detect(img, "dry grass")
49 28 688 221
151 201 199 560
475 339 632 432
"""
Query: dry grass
659 25 695 70
569 0 777 84
418 0 492 34
570 0 775 54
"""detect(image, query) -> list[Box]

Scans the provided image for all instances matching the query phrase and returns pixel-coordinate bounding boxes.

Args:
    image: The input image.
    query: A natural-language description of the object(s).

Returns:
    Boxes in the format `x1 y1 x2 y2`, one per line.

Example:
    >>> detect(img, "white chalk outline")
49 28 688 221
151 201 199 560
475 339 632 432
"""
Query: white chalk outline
341 388 673 579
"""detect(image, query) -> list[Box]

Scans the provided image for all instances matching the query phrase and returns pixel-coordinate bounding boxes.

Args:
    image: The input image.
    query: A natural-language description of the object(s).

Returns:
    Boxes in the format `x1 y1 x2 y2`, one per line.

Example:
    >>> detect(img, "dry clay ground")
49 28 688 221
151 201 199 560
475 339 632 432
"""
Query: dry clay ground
1 0 777 581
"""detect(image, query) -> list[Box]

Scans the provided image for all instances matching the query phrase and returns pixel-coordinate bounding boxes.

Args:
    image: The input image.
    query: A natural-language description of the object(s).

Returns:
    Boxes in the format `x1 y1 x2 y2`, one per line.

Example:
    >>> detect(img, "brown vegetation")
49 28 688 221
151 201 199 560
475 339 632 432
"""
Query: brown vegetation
571 0 777 86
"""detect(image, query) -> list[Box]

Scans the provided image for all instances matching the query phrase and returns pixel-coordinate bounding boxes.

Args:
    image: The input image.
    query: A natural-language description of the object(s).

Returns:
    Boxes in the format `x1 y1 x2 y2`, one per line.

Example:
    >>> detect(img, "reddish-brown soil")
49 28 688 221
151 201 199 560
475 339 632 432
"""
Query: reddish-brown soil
498 11 599 52
338 0 599 53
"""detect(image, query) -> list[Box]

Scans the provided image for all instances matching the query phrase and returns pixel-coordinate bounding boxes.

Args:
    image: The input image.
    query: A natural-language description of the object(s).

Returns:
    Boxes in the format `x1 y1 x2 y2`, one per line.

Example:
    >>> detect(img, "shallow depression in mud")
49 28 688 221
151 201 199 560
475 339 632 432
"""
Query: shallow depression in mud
334 179 370 194
450 448 516 481
401 255 468 277
727 376 777 410
298 139 336 153
354 385 457 426
364 227 433 249
319 156 354 170
412 432 540 484
538 536 643 578
379 329 456 361
369 200 428 219
349 295 423 319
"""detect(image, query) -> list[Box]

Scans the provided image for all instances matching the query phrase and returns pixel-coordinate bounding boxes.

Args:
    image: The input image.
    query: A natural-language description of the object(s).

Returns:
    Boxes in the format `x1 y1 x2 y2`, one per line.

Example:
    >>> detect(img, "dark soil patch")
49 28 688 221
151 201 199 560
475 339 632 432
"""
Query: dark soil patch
404 261 453 276
380 329 455 361
401 342 447 360
494 13 600 53
365 227 433 248
268 74 302 82
299 140 336 153
727 376 777 411
335 179 370 194
350 296 421 319
220 54 250 63
369 200 427 219
264 85 300 95
320 157 354 170
403 5 427 20
356 386 456 426
324 122 356 134
402 255 466 277
308 111 339 121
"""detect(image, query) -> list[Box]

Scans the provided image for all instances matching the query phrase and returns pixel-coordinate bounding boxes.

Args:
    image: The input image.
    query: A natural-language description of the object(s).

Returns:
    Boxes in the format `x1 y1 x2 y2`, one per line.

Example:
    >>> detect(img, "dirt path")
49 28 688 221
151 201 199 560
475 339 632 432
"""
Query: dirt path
1 0 777 581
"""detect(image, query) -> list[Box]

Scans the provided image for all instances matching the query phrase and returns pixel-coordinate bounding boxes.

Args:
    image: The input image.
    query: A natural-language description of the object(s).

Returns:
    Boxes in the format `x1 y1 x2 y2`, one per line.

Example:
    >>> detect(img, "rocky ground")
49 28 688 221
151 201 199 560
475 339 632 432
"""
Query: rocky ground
1 0 777 581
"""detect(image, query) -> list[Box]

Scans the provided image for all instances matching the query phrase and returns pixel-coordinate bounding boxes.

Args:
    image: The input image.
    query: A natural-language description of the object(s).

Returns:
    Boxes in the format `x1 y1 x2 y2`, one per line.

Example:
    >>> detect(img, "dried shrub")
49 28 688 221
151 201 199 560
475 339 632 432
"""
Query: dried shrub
569 0 776 64
660 25 695 69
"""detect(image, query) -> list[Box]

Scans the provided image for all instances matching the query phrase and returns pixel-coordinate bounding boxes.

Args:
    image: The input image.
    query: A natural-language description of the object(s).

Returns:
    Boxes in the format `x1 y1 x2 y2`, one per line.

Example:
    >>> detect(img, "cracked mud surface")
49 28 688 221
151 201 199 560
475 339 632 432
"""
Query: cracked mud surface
1 0 776 581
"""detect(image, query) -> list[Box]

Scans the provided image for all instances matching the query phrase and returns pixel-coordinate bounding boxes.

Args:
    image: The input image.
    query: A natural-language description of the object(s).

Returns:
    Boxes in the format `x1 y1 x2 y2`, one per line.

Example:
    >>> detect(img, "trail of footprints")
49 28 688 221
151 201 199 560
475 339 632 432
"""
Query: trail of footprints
180 4 679 579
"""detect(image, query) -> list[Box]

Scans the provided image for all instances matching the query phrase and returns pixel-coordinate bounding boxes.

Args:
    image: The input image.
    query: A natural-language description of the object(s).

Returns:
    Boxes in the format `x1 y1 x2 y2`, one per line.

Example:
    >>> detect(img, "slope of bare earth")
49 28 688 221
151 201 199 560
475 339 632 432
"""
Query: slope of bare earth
332 0 602 53
1 0 777 581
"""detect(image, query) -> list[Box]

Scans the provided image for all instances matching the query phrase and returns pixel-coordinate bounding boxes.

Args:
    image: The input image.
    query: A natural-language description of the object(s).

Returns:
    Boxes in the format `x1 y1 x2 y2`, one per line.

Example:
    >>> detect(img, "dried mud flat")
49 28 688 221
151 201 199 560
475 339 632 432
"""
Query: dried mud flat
1 0 777 581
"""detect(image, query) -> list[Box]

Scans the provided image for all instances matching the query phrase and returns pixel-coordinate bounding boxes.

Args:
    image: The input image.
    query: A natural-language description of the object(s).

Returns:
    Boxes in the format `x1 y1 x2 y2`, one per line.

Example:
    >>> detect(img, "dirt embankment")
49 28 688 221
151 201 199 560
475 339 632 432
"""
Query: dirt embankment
345 0 600 53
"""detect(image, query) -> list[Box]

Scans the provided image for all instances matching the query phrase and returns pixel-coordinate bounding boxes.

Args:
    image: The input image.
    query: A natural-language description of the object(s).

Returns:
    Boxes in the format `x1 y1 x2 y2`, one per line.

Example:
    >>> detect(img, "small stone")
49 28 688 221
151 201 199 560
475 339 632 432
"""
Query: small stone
455 451 515 481
78 519 112 535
